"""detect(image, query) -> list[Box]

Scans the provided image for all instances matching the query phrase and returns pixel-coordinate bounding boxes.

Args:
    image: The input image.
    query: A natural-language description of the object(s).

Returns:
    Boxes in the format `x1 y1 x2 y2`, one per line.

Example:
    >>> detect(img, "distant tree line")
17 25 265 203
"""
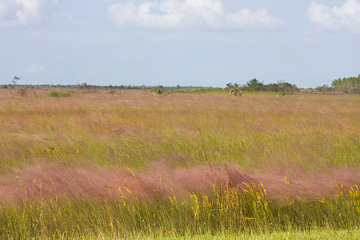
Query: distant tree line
3 74 359 93
313 74 360 93
0 83 217 92
226 79 298 93
313 85 334 92
331 74 360 93
0 84 151 90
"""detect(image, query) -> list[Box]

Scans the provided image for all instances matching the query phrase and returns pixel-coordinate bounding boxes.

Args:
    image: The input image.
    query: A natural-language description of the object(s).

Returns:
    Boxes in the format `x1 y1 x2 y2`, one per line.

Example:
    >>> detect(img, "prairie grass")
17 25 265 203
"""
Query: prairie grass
1 89 359 173
1 89 360 238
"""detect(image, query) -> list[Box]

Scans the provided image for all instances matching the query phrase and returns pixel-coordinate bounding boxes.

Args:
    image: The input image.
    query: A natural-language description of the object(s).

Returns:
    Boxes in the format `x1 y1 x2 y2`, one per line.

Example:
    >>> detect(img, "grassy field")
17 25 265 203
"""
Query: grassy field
1 89 360 239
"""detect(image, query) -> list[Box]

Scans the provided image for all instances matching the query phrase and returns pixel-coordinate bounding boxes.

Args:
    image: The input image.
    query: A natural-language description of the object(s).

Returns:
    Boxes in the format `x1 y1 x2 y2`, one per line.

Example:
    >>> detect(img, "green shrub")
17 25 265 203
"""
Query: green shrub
229 88 241 96
151 86 169 95
49 91 72 97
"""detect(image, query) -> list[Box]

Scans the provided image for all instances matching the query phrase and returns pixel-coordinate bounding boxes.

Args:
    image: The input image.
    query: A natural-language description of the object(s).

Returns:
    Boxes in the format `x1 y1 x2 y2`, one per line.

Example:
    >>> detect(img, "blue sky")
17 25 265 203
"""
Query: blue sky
1 0 359 88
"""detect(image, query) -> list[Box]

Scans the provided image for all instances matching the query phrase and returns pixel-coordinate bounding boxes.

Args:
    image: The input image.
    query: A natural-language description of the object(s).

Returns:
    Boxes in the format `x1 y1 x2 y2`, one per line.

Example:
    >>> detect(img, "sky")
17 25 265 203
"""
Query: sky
0 0 360 88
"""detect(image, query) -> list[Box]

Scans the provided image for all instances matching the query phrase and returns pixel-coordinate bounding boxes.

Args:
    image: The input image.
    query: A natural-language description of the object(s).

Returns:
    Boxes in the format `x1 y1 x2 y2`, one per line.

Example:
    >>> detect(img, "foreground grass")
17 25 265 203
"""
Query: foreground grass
2 182 360 239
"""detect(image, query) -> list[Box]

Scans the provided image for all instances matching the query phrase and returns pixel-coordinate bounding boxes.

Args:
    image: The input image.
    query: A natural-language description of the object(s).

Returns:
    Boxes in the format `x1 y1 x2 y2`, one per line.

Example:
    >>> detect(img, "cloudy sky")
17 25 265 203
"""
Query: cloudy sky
1 0 359 88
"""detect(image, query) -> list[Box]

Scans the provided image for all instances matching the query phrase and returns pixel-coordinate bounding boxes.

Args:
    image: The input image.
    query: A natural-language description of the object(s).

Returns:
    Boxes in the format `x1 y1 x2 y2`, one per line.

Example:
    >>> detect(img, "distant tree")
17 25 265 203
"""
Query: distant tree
315 85 334 92
331 74 360 93
246 78 263 91
226 83 235 89
12 76 20 85
277 82 297 93
151 86 168 95
233 78 298 93
264 83 278 92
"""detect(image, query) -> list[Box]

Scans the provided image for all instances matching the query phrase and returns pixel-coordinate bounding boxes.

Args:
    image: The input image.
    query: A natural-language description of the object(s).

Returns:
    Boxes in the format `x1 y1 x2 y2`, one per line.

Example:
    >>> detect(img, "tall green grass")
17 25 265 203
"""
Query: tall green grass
1 181 360 239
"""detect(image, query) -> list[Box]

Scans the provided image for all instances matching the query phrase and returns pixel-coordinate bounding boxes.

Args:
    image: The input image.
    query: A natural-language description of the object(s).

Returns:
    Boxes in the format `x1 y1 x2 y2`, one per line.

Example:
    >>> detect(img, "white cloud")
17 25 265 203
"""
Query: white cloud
308 0 360 33
0 0 58 27
108 0 283 30
24 64 45 75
